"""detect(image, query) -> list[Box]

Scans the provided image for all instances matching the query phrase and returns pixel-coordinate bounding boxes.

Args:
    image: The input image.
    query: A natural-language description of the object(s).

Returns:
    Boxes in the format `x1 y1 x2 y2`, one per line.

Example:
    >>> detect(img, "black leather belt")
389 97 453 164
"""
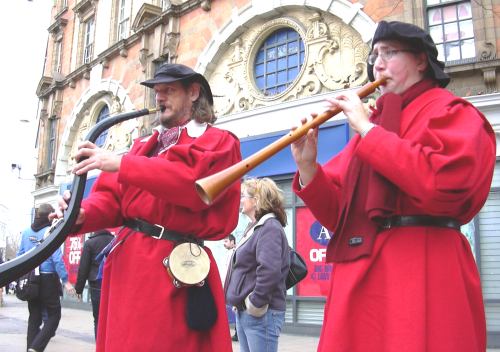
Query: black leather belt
380 215 461 230
123 218 203 245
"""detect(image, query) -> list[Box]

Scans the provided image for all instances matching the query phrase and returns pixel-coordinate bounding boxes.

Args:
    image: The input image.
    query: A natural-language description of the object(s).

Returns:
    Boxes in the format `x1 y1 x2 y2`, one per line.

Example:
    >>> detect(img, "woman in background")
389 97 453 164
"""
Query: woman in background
225 178 290 352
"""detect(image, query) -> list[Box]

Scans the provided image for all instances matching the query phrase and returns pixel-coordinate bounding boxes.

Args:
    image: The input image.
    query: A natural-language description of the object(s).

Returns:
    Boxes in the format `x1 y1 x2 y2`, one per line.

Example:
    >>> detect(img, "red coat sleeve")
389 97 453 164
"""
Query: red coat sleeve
356 91 495 223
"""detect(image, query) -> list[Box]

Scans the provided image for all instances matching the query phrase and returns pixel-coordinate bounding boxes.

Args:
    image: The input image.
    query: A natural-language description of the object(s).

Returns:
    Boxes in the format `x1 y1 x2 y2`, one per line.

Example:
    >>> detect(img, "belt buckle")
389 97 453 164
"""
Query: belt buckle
151 224 165 240
381 219 391 229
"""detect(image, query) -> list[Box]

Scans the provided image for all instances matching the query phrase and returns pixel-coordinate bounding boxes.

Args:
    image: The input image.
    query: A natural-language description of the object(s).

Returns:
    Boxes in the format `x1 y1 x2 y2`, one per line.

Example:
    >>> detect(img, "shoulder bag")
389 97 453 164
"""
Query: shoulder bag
16 267 40 301
286 248 308 290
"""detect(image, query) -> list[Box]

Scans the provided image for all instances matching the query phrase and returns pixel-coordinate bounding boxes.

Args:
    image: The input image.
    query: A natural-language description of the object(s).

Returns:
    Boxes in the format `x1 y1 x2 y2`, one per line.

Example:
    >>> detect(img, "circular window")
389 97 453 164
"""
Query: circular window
254 28 305 96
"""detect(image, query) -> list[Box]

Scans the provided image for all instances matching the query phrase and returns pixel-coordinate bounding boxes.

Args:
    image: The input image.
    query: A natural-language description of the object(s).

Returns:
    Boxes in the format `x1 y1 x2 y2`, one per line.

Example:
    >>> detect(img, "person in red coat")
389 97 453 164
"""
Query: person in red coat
52 63 241 351
291 21 496 352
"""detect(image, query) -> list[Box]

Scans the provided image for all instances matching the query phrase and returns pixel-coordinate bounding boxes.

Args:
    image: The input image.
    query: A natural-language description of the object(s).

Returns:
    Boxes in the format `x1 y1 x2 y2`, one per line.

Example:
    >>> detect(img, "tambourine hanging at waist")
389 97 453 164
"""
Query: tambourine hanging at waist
163 242 210 288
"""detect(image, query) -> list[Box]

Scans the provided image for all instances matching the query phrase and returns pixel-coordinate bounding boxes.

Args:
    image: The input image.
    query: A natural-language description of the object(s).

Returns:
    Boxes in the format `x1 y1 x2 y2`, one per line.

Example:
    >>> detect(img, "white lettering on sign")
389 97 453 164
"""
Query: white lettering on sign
68 237 83 265
316 226 332 241
309 248 326 262
69 237 82 251
69 250 81 265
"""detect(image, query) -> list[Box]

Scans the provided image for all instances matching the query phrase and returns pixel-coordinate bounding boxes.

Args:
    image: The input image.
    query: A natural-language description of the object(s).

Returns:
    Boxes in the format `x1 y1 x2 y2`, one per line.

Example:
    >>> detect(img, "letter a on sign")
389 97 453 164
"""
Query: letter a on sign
317 226 331 241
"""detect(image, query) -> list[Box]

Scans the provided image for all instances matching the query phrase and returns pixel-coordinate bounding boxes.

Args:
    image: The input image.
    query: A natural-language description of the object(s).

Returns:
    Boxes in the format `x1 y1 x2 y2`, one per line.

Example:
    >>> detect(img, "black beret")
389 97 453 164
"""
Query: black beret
367 21 450 88
141 63 214 105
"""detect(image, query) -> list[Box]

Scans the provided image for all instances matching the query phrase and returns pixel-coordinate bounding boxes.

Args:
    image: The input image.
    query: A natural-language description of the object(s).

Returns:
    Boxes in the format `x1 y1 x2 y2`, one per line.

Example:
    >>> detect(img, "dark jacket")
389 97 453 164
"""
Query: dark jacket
225 214 289 313
75 230 114 293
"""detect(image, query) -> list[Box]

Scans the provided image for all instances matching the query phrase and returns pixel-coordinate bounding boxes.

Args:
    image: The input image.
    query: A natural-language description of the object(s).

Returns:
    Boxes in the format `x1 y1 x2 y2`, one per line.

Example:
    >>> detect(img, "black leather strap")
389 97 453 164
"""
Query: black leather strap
123 218 203 245
380 215 461 230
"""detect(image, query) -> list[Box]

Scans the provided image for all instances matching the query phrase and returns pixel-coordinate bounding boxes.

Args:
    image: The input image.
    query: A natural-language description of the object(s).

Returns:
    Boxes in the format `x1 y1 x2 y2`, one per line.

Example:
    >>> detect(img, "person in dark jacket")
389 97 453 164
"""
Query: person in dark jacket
18 203 75 352
225 178 290 352
75 229 114 338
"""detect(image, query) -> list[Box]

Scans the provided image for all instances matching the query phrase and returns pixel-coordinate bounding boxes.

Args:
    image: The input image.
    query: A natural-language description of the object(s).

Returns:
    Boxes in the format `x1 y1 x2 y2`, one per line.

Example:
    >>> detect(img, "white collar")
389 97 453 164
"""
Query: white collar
254 213 276 228
154 119 208 139
236 213 276 249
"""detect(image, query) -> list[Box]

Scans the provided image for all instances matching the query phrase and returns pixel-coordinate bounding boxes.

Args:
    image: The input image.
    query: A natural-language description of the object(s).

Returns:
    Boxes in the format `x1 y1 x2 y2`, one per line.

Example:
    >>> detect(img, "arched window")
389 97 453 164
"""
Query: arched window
95 105 110 147
254 28 305 96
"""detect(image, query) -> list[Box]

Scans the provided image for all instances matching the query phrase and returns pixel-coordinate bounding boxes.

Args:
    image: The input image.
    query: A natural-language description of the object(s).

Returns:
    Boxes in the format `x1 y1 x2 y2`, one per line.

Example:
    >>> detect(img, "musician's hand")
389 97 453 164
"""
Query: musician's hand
73 141 122 175
48 190 86 225
325 91 370 135
290 114 318 187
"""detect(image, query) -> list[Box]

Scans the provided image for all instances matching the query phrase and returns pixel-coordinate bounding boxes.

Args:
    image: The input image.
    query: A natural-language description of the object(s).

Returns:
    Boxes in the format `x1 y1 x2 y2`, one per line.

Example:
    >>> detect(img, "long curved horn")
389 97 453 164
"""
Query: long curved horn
0 107 161 287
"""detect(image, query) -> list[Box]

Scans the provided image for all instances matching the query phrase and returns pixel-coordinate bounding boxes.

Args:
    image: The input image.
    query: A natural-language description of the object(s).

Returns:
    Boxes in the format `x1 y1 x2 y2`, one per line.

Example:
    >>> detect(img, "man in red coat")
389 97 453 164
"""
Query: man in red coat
291 21 495 351
53 63 241 351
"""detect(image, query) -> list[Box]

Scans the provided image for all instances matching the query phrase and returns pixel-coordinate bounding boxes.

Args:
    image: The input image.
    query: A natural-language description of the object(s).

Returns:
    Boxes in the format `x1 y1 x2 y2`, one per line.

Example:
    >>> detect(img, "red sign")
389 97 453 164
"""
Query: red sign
295 207 334 297
63 234 84 284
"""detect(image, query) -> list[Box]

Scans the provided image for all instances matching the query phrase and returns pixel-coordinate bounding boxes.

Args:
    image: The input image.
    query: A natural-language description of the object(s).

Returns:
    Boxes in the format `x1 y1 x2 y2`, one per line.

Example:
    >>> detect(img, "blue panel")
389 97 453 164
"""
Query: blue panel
277 70 287 84
255 63 264 76
256 50 265 63
240 122 349 178
277 57 286 70
288 54 298 66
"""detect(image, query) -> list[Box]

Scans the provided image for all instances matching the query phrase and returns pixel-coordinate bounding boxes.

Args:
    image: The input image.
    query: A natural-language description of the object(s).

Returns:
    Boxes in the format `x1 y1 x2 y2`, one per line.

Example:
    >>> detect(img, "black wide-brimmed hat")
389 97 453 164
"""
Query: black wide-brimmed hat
141 63 214 105
367 21 450 87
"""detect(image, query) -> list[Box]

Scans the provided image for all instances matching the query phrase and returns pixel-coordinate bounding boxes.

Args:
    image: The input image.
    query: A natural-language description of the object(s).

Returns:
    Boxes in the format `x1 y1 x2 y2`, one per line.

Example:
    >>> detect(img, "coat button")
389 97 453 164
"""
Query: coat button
349 236 363 246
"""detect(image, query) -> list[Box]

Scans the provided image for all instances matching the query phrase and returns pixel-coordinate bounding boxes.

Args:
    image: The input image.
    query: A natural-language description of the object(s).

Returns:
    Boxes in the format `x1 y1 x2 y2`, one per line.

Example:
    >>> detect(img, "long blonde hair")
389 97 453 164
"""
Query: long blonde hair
242 177 287 227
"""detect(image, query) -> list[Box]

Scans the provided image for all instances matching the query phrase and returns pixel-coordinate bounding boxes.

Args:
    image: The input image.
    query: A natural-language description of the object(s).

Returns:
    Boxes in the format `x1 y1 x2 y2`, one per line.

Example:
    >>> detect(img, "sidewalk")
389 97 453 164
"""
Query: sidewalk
0 293 319 352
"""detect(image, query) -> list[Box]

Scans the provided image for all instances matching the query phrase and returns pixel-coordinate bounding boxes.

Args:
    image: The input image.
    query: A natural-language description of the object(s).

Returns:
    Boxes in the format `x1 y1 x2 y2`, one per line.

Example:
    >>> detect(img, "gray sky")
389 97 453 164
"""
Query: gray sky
0 1 52 233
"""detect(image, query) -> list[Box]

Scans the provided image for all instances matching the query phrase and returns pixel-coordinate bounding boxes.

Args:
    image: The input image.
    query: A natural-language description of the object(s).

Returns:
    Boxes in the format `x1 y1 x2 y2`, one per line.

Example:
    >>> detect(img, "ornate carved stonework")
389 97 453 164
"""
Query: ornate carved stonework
479 41 497 61
207 9 370 117
66 94 138 171
163 32 180 61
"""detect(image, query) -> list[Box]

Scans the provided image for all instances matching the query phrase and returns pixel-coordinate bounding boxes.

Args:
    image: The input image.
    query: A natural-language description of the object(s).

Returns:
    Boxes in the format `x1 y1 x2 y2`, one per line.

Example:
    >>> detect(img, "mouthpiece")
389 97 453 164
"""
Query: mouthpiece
159 105 166 113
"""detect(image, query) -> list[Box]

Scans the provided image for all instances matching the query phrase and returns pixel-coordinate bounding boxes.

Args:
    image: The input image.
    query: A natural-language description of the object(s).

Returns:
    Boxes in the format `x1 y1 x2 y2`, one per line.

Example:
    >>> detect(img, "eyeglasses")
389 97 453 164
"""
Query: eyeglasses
241 194 254 199
367 49 416 65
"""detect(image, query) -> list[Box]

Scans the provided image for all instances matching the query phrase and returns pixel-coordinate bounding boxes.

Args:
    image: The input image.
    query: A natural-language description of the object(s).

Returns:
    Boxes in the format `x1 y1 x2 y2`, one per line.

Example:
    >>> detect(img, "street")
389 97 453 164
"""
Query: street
0 293 319 351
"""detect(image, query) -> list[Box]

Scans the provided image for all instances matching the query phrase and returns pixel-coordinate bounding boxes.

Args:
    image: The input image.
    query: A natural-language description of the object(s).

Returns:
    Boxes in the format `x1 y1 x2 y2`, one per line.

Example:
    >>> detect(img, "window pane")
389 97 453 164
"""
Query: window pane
277 29 287 43
287 30 298 40
426 0 440 5
266 59 276 72
288 42 299 55
288 67 298 80
278 44 287 57
265 87 276 96
267 48 276 60
277 57 287 70
460 19 474 38
444 22 459 41
256 77 264 89
443 4 457 22
428 8 442 25
457 2 472 19
267 33 277 45
429 25 444 43
255 63 265 76
445 41 461 61
276 85 287 94
436 43 445 62
277 70 287 84
461 38 476 59
256 50 265 63
288 54 298 67
266 73 276 86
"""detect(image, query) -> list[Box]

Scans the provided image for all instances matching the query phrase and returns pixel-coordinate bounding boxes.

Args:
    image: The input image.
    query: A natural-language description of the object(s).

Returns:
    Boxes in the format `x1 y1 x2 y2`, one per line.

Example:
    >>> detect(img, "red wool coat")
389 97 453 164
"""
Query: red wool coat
78 124 241 351
294 88 496 352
